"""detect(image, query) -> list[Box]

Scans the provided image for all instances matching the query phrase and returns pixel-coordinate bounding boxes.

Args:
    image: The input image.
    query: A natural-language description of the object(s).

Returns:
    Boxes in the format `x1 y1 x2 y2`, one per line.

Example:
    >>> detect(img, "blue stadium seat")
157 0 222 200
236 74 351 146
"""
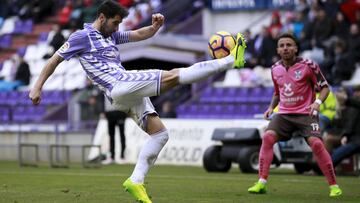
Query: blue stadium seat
12 106 46 122
0 107 10 122
38 32 49 43
0 34 12 48
13 19 33 34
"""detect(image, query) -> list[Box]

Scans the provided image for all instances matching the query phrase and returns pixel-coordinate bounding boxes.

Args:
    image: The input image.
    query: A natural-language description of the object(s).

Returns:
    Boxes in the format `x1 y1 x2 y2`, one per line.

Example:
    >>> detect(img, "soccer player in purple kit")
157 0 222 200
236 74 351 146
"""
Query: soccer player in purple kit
29 1 247 202
247 33 342 197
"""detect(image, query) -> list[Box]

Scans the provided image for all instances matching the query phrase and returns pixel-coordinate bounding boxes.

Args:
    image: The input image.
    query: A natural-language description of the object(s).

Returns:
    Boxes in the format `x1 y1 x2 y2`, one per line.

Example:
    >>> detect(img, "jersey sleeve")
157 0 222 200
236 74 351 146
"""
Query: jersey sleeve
308 60 328 90
57 30 88 60
112 31 130 44
271 69 280 96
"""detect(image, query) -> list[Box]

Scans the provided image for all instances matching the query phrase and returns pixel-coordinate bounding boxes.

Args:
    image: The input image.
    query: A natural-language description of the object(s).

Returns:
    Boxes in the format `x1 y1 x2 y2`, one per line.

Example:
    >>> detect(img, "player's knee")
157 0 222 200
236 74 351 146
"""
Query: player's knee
156 130 169 145
262 131 277 146
309 137 325 154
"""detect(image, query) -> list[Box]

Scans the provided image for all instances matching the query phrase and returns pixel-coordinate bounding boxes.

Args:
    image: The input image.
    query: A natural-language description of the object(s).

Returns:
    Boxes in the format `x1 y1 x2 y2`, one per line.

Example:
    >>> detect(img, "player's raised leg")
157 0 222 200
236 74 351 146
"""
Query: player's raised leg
231 33 247 69
307 137 342 197
178 32 246 84
159 33 246 93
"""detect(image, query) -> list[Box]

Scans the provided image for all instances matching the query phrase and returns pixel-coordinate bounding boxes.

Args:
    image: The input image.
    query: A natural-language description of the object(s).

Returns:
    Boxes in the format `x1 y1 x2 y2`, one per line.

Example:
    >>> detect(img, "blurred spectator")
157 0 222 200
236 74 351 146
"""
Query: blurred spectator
332 11 350 40
58 0 73 29
0 0 10 19
69 0 84 29
356 10 360 28
78 79 104 120
307 0 321 23
320 20 358 79
18 1 35 20
43 24 65 59
332 39 354 84
243 29 256 68
18 0 54 22
295 0 309 15
331 86 360 167
252 26 278 68
82 0 98 23
322 0 339 19
249 27 267 67
281 11 295 35
347 24 360 64
137 1 153 21
268 11 282 35
102 98 128 165
318 91 337 132
123 6 143 30
31 0 55 23
340 0 360 24
321 39 354 85
262 26 279 67
0 54 30 92
159 101 177 118
301 8 334 65
118 0 134 8
312 7 332 48
292 11 306 39
301 4 332 51
323 88 348 154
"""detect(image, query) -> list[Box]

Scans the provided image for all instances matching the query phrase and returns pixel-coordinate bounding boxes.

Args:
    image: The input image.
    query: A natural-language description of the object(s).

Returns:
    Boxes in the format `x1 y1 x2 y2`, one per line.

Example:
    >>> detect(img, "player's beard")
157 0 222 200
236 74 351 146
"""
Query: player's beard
100 20 112 38
282 52 294 60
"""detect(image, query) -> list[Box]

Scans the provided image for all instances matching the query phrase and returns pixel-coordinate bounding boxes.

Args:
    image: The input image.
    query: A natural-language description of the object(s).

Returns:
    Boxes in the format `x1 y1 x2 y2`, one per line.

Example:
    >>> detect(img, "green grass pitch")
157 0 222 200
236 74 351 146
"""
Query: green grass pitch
0 161 359 203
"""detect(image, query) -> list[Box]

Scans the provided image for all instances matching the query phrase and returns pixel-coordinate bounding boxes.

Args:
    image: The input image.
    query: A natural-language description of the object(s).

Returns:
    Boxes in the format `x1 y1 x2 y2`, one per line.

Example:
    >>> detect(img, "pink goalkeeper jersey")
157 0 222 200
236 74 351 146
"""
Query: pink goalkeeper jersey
271 57 328 114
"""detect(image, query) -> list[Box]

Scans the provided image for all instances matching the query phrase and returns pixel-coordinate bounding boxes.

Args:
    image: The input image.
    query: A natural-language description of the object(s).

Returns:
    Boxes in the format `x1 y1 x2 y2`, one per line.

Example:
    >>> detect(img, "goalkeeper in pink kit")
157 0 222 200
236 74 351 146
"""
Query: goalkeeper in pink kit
247 33 342 197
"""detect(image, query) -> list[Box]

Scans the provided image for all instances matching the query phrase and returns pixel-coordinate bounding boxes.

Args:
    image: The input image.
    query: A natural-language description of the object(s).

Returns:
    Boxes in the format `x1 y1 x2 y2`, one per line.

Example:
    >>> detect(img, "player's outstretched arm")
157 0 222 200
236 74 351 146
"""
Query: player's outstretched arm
129 13 164 42
29 54 64 105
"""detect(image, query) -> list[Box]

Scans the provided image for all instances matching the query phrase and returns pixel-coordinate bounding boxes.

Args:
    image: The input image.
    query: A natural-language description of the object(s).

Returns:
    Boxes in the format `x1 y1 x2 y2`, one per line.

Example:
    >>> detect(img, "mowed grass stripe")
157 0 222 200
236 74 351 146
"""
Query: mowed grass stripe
0 169 332 183
1 162 360 203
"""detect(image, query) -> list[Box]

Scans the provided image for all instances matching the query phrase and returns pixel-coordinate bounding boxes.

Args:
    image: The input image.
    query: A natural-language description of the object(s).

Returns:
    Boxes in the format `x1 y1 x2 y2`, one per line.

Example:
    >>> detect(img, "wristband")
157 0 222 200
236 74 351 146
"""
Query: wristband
315 99 322 105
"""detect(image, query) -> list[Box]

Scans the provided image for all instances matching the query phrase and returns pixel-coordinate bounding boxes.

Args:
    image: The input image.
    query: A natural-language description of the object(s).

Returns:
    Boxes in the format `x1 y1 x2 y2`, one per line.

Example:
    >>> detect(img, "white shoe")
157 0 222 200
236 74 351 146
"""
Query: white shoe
102 158 114 165
115 158 127 165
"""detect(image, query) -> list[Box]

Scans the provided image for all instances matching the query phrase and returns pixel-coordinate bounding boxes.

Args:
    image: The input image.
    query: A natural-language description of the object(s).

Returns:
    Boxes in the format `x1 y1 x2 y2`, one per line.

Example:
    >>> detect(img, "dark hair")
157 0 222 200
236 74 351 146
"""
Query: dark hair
277 33 298 47
277 33 299 55
97 0 129 19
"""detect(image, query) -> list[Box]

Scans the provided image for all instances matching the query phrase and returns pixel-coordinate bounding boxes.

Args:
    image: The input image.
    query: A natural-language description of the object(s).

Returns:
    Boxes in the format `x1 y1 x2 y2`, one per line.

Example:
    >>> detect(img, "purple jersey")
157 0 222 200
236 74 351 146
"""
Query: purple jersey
57 23 130 96
271 58 328 114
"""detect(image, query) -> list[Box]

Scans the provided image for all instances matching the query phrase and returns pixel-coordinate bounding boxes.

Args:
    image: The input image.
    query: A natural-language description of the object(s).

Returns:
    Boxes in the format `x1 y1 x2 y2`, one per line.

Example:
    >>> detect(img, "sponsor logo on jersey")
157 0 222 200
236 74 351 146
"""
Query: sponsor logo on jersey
284 83 294 97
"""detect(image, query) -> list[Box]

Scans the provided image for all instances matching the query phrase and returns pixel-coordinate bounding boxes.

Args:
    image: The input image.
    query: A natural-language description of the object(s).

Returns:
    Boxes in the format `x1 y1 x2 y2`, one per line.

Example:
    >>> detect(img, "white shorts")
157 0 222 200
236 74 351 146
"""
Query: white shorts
110 69 163 130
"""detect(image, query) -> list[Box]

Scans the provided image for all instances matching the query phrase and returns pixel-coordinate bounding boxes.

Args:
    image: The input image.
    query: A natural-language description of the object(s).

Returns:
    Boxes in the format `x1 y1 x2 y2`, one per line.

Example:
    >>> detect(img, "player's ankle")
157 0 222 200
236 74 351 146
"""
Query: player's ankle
259 178 267 184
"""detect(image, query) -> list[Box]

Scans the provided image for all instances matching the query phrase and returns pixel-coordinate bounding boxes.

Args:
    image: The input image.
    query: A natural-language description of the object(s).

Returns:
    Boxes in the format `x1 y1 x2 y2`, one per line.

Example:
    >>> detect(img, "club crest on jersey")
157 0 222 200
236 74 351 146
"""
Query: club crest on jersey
294 70 302 79
59 42 70 53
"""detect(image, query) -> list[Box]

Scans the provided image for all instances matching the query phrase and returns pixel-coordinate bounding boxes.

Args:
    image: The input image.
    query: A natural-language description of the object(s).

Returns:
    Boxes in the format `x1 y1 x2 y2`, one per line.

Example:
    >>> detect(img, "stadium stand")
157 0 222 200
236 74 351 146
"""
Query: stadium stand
0 0 359 127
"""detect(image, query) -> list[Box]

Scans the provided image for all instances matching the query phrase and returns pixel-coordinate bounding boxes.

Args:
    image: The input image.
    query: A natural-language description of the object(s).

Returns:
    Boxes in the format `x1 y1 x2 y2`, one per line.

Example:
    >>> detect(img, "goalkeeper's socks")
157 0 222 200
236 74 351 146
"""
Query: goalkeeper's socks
179 55 234 84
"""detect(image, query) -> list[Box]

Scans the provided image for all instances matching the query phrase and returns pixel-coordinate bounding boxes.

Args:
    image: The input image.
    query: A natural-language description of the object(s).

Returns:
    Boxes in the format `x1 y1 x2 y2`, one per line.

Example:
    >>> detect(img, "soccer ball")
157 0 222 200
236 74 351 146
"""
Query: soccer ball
208 31 236 59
